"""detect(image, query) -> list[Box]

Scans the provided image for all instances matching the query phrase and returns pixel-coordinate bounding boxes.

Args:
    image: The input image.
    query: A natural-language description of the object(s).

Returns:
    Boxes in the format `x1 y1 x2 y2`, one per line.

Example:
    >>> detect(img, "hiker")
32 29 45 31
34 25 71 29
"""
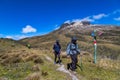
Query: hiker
66 37 80 71
26 44 31 49
53 40 61 64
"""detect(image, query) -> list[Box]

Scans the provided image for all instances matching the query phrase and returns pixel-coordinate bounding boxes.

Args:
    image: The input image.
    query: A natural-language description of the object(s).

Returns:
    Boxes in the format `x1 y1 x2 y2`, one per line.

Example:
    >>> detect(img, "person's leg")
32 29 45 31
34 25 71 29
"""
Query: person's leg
71 54 78 71
74 54 78 69
54 52 57 64
69 54 75 71
67 55 72 70
58 52 61 64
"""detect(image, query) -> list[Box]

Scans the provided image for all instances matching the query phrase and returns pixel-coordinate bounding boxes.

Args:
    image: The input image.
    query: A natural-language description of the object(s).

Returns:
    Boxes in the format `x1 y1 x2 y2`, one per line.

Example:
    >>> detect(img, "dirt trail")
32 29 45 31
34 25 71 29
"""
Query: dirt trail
45 56 79 80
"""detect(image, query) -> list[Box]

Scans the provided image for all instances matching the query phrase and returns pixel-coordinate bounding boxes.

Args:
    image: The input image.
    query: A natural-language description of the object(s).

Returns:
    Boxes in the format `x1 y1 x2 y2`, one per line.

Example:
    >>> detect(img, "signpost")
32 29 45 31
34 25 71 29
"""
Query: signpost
91 30 97 64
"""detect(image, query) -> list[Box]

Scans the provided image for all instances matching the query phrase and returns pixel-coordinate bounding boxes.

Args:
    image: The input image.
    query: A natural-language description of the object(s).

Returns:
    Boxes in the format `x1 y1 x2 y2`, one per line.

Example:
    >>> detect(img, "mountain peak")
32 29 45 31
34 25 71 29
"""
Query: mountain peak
60 21 91 30
58 21 120 34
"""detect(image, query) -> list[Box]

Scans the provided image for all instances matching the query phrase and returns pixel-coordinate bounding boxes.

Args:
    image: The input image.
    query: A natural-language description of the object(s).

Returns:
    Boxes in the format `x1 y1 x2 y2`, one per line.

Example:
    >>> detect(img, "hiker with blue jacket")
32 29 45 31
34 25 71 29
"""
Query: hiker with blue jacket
53 40 61 64
66 37 80 71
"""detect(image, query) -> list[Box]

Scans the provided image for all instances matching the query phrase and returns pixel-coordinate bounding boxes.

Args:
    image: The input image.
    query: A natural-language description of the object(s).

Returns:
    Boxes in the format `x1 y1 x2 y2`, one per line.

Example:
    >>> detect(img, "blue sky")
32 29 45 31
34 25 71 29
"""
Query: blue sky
0 0 120 40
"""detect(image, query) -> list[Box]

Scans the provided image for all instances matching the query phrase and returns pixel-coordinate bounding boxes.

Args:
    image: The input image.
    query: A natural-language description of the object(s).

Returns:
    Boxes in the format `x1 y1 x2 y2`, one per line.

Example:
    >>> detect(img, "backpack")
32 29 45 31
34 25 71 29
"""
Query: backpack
66 43 80 55
53 43 61 53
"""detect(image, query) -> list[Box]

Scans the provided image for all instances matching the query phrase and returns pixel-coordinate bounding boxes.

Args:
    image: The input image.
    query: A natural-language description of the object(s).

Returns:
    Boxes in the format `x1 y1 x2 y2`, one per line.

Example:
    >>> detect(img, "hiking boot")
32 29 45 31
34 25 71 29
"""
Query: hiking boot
75 66 77 69
67 63 70 70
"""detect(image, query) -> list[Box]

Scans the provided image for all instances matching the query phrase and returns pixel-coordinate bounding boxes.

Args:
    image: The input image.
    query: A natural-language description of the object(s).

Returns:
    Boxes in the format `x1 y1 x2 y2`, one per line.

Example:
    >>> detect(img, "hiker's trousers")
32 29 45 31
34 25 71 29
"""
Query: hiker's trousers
70 54 78 71
54 51 61 63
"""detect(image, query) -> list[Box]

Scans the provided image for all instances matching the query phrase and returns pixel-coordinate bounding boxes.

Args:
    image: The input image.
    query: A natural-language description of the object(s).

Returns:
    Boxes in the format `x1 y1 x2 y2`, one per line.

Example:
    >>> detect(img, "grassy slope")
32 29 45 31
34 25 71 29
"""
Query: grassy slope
0 38 71 80
0 27 120 80
0 48 120 80
20 28 120 60
0 48 70 80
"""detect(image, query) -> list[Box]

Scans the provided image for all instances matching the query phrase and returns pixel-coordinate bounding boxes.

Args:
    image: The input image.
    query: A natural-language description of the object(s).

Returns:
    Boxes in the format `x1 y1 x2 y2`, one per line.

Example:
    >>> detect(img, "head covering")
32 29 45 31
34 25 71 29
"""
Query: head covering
56 40 60 45
71 36 77 41
56 40 59 43
71 37 77 44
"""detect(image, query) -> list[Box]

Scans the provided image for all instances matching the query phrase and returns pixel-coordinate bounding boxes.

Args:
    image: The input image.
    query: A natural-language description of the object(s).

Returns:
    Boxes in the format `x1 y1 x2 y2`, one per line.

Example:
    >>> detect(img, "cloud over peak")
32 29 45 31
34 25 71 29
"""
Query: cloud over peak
93 13 108 20
80 16 94 22
64 16 94 24
64 20 71 23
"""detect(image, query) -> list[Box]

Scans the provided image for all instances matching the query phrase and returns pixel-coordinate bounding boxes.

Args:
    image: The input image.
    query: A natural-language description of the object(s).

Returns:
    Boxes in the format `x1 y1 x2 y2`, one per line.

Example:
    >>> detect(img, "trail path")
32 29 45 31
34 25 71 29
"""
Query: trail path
45 56 79 80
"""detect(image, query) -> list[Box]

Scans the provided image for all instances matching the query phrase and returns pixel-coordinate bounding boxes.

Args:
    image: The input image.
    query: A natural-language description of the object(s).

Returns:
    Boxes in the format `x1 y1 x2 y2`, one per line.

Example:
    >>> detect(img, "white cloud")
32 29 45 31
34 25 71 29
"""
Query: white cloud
80 16 94 22
22 25 37 33
5 35 28 40
114 17 120 21
6 36 13 39
63 10 120 25
72 19 81 22
93 13 108 20
64 20 71 23
71 17 94 23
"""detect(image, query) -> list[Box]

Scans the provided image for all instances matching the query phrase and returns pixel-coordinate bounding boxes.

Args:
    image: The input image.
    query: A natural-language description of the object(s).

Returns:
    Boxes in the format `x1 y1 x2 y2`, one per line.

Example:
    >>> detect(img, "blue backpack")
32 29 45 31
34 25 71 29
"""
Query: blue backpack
66 43 80 55
53 43 61 53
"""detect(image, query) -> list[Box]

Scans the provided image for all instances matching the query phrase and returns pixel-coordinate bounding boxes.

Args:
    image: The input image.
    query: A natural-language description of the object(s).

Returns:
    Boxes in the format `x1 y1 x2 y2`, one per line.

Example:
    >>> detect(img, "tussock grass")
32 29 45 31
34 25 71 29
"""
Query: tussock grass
25 72 41 80
60 51 120 80
0 49 70 80
0 35 120 80
0 49 120 80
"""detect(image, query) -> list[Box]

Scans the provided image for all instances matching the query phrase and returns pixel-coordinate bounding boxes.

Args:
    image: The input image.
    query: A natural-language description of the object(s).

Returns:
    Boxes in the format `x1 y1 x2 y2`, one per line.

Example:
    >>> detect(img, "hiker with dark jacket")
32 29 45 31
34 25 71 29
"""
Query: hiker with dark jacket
66 37 80 71
53 40 61 64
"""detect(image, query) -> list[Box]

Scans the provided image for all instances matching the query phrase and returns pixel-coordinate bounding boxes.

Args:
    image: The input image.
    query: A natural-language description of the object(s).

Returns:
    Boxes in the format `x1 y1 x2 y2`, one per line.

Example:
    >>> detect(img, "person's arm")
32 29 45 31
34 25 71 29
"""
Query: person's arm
53 44 55 50
53 44 56 53
58 44 61 54
66 44 71 55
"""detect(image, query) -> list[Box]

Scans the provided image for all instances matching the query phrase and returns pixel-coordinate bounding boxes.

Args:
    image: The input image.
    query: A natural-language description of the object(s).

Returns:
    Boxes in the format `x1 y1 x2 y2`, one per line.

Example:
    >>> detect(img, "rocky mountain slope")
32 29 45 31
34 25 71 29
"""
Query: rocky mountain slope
20 22 120 60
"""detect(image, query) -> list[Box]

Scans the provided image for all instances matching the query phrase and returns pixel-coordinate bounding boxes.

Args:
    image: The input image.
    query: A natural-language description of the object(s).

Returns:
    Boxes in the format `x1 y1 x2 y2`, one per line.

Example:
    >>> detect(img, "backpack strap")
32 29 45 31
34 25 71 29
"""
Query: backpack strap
69 43 77 50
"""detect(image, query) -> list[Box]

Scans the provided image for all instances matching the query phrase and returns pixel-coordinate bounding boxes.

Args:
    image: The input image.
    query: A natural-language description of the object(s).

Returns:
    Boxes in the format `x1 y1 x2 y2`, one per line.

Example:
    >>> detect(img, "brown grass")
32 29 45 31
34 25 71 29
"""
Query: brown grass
98 58 120 69
25 72 41 80
0 49 45 65
31 64 40 72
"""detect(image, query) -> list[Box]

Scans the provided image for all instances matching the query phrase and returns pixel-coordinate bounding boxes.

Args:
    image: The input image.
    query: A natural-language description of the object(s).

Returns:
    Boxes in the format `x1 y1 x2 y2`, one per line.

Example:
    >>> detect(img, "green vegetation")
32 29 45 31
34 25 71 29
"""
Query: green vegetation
0 48 120 80
61 51 120 80
0 26 120 80
0 48 69 80
20 28 120 60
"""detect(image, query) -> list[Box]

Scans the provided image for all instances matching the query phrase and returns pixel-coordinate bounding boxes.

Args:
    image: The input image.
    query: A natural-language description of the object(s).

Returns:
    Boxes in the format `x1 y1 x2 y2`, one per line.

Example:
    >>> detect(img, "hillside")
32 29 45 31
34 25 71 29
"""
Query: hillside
0 39 71 80
20 22 120 60
0 41 120 80
0 38 26 53
0 22 120 80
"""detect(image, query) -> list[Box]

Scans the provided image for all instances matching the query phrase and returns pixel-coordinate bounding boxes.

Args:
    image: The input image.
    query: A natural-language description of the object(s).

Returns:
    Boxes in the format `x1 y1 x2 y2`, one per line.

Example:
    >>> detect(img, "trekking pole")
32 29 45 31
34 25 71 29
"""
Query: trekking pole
77 54 83 71
80 54 83 71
